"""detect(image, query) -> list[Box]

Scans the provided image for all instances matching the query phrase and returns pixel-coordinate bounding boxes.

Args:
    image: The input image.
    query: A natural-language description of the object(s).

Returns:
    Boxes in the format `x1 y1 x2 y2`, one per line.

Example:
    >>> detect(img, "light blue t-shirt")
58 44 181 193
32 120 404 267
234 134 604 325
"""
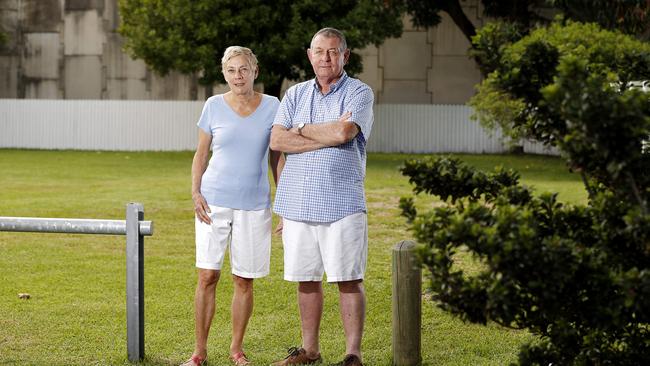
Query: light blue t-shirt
197 94 280 210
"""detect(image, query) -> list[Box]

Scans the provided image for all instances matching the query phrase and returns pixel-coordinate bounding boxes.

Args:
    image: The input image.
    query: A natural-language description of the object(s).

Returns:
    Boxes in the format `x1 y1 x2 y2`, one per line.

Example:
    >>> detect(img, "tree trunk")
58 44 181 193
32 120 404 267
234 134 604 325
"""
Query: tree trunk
264 78 283 99
189 73 199 100
441 0 477 45
204 84 213 99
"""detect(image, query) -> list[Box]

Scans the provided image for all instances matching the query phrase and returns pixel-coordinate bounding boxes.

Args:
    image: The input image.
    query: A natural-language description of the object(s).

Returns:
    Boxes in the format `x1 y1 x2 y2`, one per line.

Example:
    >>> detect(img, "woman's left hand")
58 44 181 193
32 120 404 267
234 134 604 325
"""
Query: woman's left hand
273 219 283 235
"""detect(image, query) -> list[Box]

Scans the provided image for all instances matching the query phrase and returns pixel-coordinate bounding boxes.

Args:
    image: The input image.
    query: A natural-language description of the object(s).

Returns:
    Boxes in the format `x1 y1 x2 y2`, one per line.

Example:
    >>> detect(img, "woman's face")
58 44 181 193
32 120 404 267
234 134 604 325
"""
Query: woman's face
223 55 257 95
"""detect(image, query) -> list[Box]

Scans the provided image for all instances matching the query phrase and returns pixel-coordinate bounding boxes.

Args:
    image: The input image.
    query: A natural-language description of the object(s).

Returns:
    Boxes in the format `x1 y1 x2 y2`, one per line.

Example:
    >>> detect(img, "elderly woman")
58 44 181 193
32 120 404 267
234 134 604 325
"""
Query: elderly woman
182 46 284 366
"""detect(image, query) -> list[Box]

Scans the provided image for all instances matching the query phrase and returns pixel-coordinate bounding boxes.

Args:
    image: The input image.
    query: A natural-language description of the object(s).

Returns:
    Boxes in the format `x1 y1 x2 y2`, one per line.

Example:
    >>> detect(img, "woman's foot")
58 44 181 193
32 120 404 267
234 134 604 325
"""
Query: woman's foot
180 354 207 366
230 351 251 366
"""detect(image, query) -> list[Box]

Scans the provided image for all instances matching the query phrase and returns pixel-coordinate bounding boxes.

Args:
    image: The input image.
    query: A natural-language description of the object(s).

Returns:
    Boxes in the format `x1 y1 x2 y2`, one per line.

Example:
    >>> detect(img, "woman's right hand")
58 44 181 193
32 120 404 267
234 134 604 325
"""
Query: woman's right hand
193 192 212 224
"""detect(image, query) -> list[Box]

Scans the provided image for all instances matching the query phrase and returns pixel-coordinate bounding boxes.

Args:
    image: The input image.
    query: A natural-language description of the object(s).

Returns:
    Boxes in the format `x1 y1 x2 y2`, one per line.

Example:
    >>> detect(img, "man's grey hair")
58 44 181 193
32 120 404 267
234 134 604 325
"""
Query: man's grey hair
310 27 347 51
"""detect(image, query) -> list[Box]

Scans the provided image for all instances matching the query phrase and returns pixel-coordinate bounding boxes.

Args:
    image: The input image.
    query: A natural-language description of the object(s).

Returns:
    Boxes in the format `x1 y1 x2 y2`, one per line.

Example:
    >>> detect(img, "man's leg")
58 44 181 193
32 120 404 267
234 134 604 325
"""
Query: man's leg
193 269 220 358
273 217 324 365
299 281 324 358
338 279 365 358
320 212 367 360
230 275 253 355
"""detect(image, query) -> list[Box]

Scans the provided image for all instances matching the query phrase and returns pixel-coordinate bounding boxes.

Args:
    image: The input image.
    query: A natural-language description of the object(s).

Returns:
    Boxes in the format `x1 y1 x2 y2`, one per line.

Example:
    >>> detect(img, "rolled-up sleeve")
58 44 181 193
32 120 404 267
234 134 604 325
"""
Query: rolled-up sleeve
273 87 295 129
348 85 374 141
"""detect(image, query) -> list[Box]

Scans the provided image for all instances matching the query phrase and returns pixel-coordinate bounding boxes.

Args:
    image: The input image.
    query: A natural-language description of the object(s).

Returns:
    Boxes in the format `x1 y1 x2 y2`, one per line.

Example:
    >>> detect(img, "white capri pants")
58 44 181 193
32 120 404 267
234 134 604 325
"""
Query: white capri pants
195 205 271 278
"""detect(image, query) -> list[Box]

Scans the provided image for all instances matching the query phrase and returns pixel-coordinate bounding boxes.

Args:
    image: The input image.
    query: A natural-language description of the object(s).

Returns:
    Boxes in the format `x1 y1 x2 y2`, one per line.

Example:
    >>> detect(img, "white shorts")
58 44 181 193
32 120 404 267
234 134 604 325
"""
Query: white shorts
195 205 271 278
282 212 368 283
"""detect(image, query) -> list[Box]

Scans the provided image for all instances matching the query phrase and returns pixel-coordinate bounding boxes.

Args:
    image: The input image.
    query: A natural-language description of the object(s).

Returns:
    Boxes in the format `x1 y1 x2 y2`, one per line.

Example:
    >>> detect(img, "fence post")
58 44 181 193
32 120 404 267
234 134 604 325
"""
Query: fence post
392 240 421 366
126 203 144 362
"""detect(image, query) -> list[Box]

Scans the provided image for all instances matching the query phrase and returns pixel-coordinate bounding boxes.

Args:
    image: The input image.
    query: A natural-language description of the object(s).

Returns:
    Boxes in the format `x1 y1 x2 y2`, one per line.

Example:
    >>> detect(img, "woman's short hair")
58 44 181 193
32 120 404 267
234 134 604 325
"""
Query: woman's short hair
311 27 347 51
221 46 258 72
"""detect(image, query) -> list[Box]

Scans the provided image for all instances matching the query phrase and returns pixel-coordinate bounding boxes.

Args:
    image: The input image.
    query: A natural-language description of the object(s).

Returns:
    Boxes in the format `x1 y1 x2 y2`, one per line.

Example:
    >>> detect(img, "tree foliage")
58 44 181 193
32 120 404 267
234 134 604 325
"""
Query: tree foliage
398 0 547 46
117 0 403 97
398 0 650 76
402 21 650 365
401 0 650 39
470 21 650 146
550 0 650 40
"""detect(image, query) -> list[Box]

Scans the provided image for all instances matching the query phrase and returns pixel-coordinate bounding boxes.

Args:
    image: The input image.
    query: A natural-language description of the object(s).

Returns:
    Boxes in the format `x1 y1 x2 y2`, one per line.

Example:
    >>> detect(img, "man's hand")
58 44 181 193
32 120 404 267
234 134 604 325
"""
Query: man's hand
290 111 352 135
338 111 352 122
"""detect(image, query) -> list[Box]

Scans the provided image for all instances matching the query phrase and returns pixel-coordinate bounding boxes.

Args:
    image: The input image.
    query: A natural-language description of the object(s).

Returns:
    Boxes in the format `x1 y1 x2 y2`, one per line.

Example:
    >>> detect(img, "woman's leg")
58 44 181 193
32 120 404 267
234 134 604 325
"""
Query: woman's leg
230 275 254 355
194 269 220 358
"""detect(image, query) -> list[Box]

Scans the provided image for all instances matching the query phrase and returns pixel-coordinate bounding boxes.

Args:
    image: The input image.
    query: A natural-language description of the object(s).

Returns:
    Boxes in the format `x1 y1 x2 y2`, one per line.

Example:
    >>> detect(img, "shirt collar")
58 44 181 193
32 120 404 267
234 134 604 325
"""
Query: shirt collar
312 71 348 95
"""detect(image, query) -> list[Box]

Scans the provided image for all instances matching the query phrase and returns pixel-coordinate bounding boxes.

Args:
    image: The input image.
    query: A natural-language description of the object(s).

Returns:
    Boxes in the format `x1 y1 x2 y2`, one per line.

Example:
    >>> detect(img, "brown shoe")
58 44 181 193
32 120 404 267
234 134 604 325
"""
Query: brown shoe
271 346 322 366
332 354 363 366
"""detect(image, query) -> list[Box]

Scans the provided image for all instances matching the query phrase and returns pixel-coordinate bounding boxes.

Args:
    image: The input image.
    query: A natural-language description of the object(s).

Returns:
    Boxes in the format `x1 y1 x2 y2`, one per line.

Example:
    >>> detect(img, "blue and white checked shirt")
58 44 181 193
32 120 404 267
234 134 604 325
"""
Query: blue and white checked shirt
273 72 374 223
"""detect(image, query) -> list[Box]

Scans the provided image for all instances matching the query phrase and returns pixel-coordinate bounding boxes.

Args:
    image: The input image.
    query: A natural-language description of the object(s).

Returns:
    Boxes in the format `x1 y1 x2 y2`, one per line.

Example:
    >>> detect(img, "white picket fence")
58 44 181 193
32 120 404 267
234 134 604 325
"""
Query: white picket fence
0 99 556 154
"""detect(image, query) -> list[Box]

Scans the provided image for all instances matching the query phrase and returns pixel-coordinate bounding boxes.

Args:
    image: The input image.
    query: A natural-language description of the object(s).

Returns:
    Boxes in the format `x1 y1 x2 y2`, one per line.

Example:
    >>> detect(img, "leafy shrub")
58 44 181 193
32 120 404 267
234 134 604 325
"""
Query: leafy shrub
403 20 650 365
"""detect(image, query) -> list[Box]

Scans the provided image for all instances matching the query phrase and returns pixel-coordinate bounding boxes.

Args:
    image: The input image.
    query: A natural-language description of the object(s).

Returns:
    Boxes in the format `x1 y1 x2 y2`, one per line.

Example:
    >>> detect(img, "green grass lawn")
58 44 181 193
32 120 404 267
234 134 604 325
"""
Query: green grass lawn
0 150 587 366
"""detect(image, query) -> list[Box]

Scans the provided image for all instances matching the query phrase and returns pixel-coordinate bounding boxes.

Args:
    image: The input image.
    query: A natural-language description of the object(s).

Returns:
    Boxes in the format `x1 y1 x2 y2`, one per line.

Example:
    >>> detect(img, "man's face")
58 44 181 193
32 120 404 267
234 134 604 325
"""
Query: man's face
307 35 349 81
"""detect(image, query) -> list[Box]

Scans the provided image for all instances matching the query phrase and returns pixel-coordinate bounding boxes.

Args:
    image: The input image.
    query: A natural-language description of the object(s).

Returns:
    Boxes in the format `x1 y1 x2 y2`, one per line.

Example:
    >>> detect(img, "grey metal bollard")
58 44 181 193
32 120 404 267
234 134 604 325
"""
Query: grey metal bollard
392 240 422 366
0 203 152 363
126 203 145 362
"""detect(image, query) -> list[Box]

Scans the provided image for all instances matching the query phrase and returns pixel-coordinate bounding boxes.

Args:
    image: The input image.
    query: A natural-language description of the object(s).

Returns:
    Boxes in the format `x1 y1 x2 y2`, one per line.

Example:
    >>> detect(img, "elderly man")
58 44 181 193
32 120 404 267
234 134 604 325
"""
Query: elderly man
269 27 373 366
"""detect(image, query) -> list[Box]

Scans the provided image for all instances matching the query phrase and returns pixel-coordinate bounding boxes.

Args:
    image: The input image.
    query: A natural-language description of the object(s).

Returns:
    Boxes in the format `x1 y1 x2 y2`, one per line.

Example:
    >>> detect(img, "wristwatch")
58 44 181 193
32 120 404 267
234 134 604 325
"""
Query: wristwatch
297 122 306 134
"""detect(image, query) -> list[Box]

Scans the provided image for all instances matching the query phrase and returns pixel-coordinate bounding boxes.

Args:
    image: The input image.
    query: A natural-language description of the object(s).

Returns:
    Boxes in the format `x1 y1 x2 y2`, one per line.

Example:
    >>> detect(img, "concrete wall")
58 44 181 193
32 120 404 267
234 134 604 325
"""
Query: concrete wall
0 0 484 104
0 0 211 100
360 2 485 104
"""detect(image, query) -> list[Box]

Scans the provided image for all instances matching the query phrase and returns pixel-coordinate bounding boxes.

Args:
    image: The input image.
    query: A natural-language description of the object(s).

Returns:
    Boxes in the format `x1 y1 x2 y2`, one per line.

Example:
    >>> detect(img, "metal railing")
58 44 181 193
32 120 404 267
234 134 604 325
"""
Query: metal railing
0 203 153 362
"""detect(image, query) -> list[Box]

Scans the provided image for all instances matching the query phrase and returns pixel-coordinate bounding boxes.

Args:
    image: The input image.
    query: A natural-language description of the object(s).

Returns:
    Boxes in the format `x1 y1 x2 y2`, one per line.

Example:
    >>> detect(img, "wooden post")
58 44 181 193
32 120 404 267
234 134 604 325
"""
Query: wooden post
392 240 421 366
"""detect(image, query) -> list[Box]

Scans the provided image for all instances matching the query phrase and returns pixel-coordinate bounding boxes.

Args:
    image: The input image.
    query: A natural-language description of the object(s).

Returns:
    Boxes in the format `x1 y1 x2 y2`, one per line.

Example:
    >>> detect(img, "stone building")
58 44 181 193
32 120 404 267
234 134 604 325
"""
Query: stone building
0 0 485 103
